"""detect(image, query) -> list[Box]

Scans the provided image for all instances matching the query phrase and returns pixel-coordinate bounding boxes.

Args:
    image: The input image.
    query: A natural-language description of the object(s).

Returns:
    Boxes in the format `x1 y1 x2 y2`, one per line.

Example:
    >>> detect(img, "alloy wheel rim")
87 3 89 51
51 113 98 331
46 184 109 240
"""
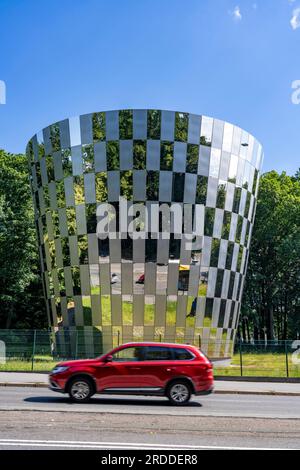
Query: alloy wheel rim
71 381 90 400
170 384 189 402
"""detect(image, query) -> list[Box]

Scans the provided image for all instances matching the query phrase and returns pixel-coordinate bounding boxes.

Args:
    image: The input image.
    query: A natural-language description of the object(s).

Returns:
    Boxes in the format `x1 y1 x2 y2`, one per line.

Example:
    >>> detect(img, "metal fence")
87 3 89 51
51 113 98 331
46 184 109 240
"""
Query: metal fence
0 329 299 378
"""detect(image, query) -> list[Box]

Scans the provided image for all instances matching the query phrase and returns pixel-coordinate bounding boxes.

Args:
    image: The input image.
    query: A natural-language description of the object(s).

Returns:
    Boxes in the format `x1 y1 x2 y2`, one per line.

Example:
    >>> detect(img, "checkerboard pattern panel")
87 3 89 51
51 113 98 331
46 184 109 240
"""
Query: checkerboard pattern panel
27 110 263 358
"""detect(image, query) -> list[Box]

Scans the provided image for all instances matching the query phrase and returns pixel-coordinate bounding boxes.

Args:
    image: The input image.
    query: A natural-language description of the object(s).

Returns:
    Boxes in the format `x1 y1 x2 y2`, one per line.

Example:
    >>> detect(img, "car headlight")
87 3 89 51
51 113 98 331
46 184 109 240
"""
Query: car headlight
51 366 69 375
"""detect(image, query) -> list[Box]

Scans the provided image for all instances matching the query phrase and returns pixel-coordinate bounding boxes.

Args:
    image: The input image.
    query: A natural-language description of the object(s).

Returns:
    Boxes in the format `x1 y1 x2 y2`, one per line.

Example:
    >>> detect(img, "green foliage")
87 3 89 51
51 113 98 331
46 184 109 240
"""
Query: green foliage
175 112 188 142
0 150 46 328
242 170 300 340
133 140 146 170
92 112 106 142
160 141 174 170
147 110 161 139
119 110 133 140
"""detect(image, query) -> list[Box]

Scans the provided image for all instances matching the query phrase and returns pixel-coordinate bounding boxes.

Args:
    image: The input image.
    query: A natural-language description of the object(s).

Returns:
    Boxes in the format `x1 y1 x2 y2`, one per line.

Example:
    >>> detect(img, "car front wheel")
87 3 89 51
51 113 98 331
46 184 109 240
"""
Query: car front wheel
68 377 94 403
167 381 191 406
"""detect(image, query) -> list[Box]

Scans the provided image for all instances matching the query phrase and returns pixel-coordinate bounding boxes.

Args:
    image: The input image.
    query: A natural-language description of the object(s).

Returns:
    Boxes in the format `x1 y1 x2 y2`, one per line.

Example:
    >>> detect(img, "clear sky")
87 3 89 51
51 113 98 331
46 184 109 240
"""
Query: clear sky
0 0 299 174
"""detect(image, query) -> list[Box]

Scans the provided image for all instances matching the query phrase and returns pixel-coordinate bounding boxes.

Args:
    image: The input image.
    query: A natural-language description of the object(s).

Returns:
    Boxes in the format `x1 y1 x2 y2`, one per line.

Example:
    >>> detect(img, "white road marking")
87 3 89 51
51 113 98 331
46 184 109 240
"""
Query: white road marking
0 439 290 450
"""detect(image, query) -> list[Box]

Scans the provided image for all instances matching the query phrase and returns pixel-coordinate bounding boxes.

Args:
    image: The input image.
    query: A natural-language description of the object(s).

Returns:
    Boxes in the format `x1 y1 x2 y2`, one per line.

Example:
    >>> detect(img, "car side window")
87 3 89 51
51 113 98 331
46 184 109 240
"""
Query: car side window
173 348 194 360
112 347 145 362
145 346 173 361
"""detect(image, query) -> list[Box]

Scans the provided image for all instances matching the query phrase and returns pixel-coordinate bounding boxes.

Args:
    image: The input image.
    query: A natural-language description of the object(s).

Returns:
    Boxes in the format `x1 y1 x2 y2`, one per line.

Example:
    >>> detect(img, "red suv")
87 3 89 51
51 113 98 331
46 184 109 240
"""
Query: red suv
49 342 214 406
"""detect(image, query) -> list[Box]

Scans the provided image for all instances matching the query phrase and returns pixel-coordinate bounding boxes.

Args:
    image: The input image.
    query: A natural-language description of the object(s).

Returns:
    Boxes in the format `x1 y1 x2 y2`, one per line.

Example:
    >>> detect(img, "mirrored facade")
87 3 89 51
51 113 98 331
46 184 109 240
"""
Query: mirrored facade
26 110 263 358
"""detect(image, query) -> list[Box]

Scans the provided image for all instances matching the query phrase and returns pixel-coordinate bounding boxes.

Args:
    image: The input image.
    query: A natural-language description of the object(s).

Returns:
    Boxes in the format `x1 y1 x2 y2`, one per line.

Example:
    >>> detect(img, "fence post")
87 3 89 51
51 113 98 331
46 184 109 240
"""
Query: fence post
31 330 37 371
239 340 243 377
159 334 162 343
117 330 120 346
75 330 78 359
285 340 289 378
198 334 201 349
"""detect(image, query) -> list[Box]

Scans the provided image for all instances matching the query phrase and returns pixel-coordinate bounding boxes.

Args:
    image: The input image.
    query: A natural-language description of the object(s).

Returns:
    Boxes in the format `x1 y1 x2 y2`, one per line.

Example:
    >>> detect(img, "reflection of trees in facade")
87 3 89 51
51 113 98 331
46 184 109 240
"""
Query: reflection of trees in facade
92 112 105 141
147 110 161 139
27 110 263 357
160 141 173 170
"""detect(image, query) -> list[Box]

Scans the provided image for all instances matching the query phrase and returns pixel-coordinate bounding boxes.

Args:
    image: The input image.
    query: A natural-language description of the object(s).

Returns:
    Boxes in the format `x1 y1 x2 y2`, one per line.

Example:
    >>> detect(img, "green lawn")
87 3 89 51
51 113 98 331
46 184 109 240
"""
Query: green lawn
1 351 299 376
214 352 300 378
0 356 58 372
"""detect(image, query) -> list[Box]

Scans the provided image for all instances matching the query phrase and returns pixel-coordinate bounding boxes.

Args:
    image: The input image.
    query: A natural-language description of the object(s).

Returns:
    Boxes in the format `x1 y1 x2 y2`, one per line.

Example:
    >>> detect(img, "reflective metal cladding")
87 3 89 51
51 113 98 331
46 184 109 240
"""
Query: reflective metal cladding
26 110 263 358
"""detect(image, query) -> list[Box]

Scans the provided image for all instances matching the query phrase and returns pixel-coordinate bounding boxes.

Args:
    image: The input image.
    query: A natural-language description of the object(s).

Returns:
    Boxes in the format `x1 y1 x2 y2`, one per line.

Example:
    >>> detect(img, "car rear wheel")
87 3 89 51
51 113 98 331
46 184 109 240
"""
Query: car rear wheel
167 381 191 406
68 377 94 403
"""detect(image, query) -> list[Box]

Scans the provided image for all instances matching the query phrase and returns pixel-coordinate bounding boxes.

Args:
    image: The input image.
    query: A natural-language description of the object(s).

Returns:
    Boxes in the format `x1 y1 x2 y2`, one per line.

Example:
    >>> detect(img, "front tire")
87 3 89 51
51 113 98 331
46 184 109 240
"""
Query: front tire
167 381 191 406
68 377 94 403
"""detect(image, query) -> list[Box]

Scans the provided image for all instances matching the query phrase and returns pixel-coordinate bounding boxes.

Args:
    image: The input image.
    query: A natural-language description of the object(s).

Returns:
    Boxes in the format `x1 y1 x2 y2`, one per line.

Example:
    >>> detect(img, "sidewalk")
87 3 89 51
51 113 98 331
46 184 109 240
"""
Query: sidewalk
0 372 300 395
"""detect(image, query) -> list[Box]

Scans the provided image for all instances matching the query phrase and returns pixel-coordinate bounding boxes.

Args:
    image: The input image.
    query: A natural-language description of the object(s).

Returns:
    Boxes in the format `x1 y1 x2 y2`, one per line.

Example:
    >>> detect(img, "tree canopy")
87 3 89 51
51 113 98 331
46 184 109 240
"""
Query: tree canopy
0 149 299 339
0 150 46 328
241 170 300 340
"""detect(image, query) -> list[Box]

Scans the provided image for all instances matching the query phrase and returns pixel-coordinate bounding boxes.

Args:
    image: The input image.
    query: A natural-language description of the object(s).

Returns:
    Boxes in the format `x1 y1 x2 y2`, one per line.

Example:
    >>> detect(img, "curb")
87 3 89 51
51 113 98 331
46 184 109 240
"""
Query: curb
215 376 300 384
0 382 300 396
0 383 47 388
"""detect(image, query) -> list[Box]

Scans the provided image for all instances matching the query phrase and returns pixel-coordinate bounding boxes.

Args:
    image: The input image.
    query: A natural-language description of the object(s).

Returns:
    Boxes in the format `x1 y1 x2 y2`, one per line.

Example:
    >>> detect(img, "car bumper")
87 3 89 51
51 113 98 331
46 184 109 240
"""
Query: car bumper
48 378 65 393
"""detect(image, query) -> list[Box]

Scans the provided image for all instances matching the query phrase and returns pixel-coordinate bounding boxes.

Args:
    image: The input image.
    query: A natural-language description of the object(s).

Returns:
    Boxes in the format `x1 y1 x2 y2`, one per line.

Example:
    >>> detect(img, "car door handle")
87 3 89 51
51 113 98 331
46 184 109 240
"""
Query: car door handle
166 367 176 372
127 366 141 370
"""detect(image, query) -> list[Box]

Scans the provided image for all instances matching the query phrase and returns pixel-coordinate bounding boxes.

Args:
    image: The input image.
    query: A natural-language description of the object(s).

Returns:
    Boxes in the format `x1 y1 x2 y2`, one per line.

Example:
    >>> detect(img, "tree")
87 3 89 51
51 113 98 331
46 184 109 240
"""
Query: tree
0 150 47 329
242 171 300 340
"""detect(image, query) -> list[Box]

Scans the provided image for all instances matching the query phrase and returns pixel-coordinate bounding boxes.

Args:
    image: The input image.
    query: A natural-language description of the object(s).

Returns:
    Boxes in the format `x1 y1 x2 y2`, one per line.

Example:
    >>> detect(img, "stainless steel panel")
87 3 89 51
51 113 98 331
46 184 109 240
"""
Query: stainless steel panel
88 234 98 264
145 263 156 294
84 173 96 204
159 171 172 202
69 235 79 265
184 173 197 204
111 295 122 325
106 111 119 140
43 126 52 155
69 116 82 147
166 263 178 295
212 119 224 149
71 145 83 176
218 239 228 270
155 295 166 326
75 204 87 235
187 114 201 144
80 265 90 295
107 171 120 202
133 170 146 200
121 262 133 294
173 142 187 172
94 141 107 172
80 114 93 145
120 140 133 170
133 110 147 139
213 208 223 239
161 111 175 141
64 177 75 207
198 145 210 176
206 176 218 208
59 119 71 149
146 140 160 170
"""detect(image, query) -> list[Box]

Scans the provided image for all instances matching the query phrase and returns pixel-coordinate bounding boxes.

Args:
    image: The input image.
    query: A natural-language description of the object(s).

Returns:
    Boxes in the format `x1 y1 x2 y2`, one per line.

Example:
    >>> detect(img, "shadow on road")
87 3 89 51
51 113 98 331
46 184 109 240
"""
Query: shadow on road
24 395 202 407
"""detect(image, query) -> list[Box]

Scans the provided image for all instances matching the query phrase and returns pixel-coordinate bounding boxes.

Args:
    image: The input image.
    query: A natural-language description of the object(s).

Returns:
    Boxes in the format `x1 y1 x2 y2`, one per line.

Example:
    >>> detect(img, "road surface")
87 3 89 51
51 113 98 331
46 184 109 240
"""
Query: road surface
0 387 299 449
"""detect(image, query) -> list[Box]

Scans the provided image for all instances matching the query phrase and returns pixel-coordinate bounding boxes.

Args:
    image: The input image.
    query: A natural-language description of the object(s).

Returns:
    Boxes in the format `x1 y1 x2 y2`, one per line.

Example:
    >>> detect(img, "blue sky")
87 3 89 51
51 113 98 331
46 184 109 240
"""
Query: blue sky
0 0 299 174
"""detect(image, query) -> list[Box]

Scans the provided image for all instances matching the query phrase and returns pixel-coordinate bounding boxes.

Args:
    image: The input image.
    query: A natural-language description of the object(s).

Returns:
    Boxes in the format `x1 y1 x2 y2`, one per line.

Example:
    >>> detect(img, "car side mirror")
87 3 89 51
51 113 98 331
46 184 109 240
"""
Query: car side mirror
104 355 113 363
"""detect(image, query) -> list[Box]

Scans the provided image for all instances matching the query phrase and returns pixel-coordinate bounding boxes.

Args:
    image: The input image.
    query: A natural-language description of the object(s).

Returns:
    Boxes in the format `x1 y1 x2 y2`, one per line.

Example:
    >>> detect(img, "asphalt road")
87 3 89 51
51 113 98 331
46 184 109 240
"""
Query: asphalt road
0 387 299 449
1 386 300 418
